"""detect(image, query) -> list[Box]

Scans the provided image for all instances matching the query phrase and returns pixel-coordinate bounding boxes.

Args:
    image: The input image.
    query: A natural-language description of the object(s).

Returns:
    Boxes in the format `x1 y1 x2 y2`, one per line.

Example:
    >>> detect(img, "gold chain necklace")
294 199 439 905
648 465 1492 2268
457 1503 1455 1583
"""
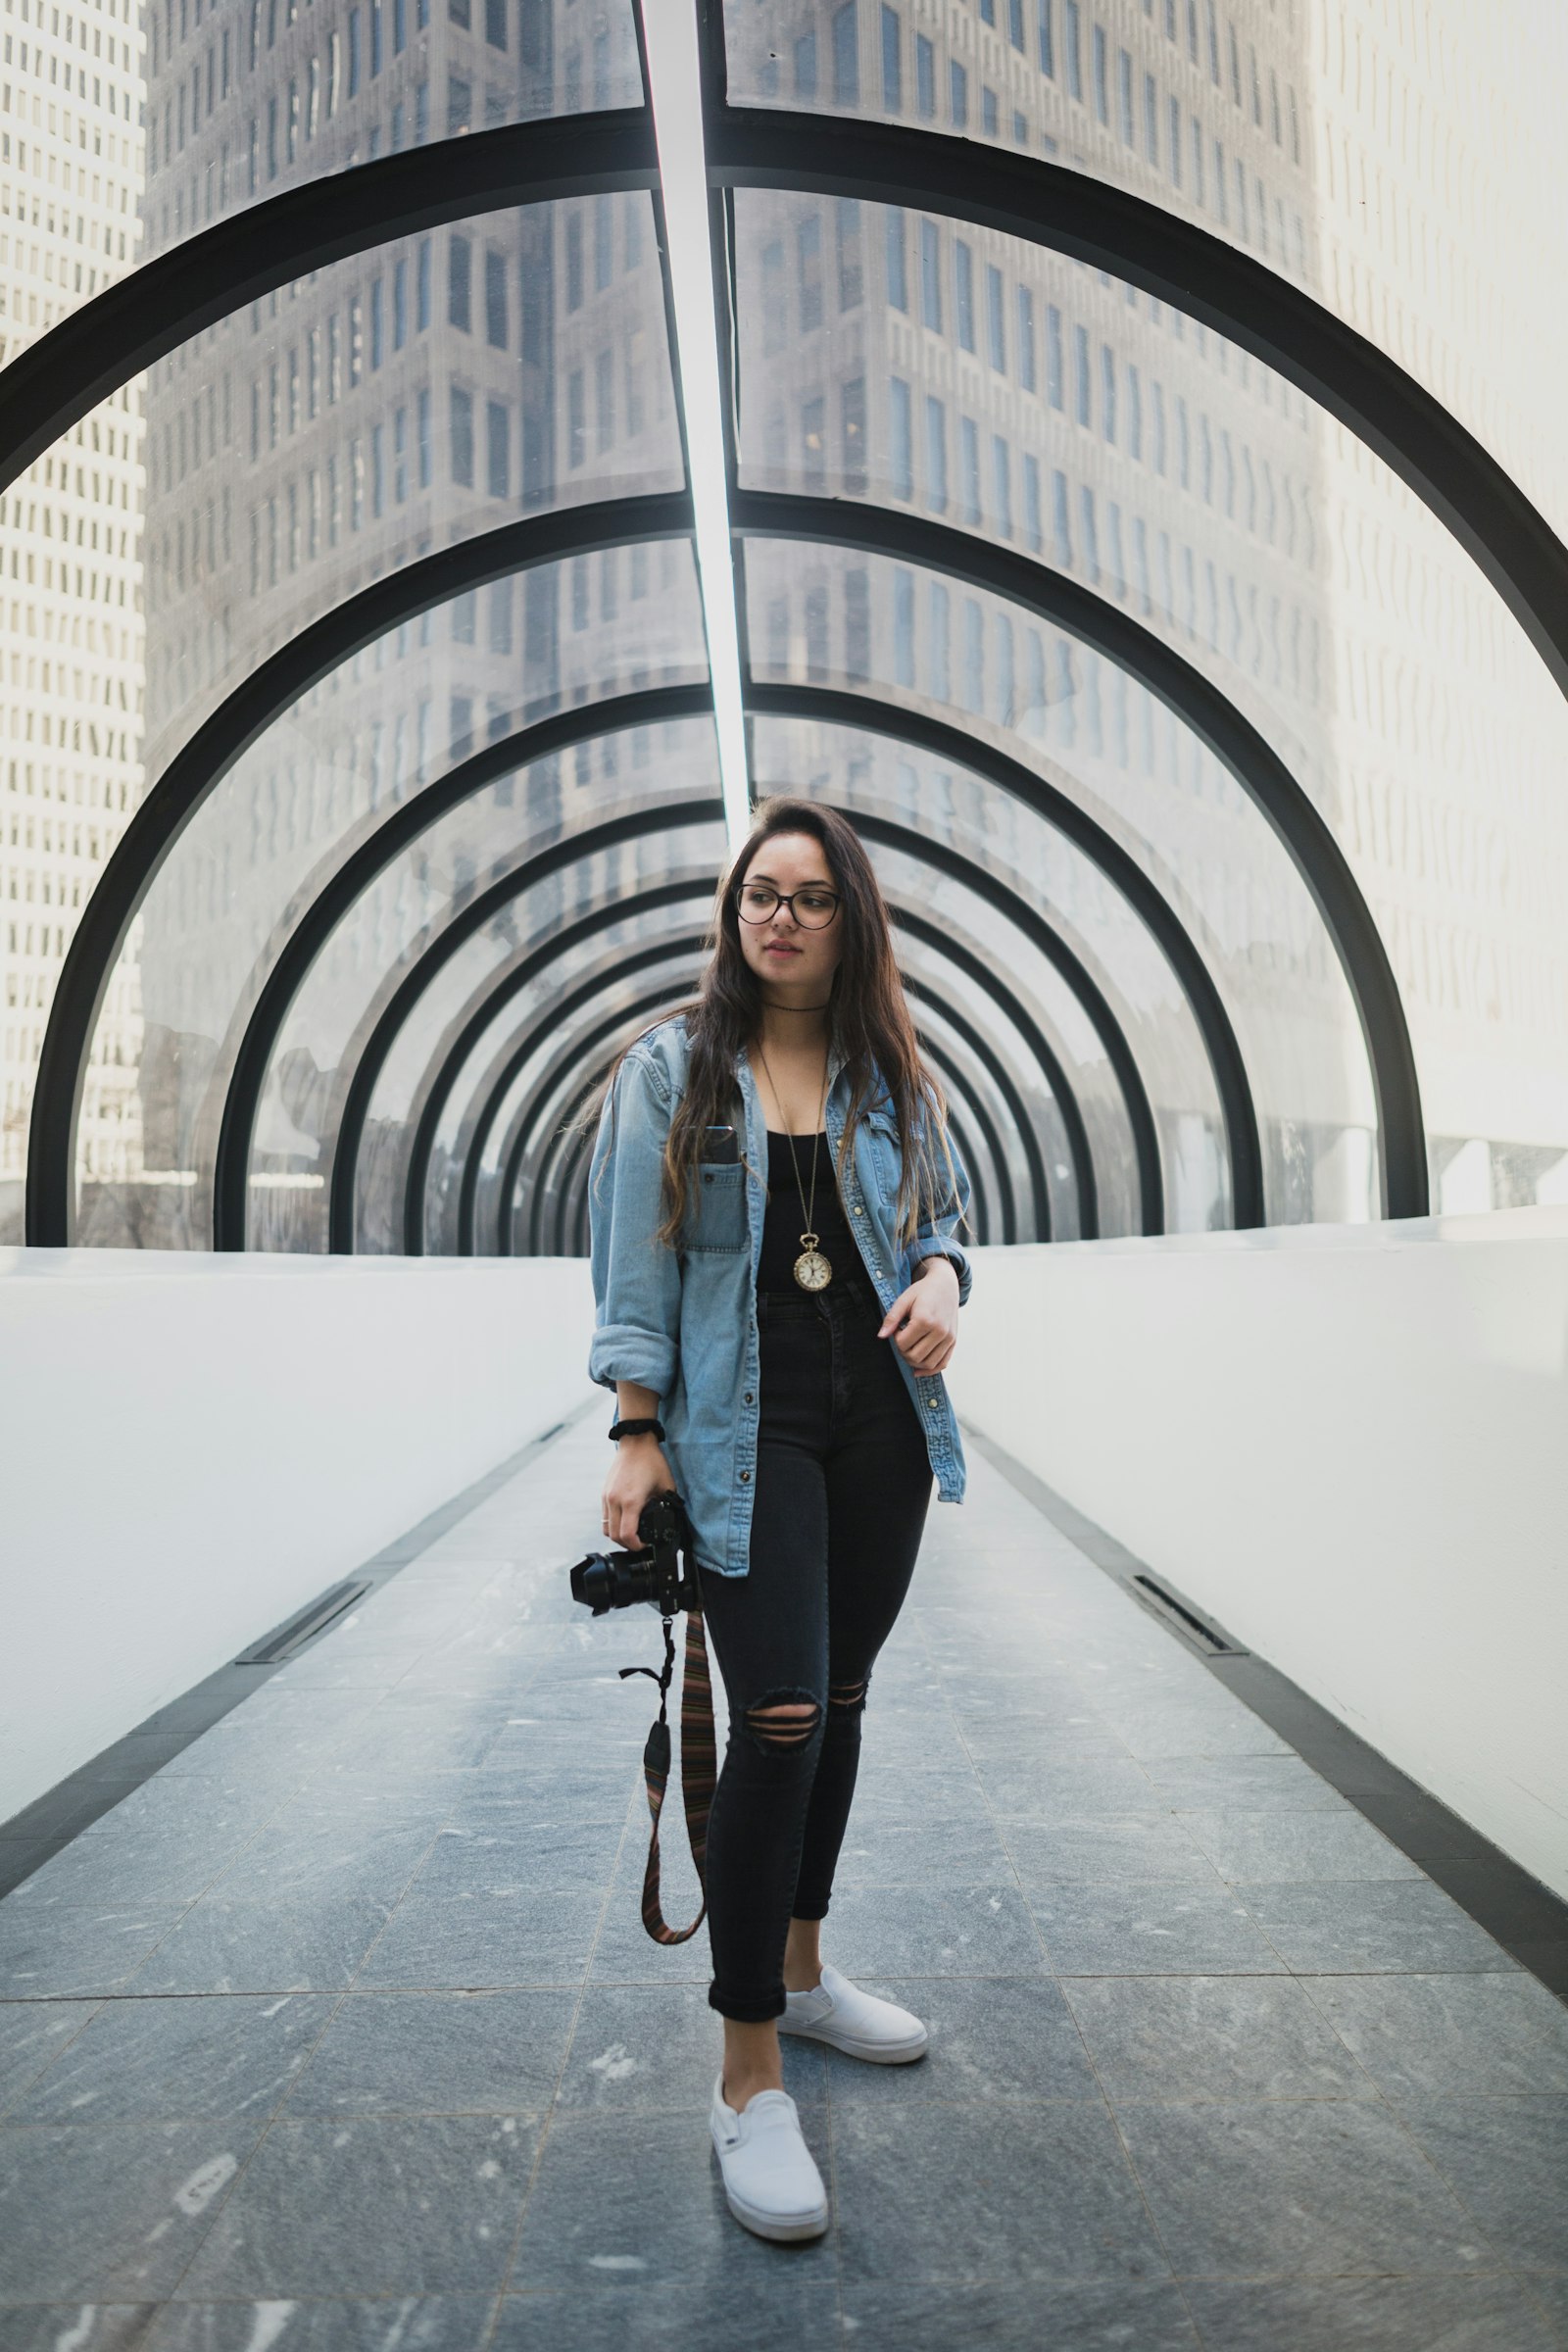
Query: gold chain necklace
756 1041 833 1292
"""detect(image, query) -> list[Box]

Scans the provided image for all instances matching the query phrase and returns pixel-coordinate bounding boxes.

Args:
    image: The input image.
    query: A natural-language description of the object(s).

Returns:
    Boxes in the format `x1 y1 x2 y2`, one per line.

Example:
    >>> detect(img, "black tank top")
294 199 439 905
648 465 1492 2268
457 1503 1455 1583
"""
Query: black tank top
757 1130 856 1292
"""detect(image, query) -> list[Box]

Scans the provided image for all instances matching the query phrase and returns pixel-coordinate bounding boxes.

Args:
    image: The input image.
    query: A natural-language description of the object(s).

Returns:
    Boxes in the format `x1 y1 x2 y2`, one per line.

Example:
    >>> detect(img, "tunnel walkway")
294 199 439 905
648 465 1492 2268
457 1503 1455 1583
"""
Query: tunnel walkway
1 1413 1565 2349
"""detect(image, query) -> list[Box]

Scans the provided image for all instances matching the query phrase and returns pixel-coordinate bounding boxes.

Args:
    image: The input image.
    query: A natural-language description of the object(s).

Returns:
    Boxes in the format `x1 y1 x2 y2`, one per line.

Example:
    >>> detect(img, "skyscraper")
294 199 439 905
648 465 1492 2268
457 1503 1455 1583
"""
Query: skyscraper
0 0 146 1238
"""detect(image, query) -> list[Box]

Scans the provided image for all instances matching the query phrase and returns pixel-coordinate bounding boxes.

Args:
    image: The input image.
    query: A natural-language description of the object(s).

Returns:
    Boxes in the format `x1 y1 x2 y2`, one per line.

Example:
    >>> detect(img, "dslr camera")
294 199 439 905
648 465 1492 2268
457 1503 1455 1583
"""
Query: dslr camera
569 1490 699 1618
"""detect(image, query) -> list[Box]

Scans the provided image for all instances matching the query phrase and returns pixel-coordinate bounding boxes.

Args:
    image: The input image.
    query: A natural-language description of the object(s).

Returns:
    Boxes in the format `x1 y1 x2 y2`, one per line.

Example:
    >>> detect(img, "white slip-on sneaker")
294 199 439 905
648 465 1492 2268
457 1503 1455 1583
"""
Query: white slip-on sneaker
709 2073 829 2242
778 1961 929 2063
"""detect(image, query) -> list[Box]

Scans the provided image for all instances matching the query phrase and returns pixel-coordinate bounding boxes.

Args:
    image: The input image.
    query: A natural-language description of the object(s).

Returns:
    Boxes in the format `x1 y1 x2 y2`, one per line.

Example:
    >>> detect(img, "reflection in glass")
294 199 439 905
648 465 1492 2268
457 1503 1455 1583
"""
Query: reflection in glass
76 551 708 1248
141 0 643 274
732 179 1568 1212
722 2 1568 545
745 544 1377 1222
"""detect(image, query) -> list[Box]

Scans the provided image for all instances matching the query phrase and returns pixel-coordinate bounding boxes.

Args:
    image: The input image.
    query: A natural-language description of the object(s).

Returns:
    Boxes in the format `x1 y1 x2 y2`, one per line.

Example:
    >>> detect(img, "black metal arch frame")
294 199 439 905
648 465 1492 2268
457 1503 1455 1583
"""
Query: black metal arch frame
371 805 1130 1260
491 941 1020 1270
409 829 1102 1262
281 662 1214 1253
737 498 1413 1213
748 682 1255 1224
21 44 1568 1236
535 1011 1004 1262
499 968 707 1258
471 903 1070 1259
887 952 1048 1244
26 494 695 1243
325 797 729 1250
213 684 715 1249
405 871 721 1254
467 932 712 1255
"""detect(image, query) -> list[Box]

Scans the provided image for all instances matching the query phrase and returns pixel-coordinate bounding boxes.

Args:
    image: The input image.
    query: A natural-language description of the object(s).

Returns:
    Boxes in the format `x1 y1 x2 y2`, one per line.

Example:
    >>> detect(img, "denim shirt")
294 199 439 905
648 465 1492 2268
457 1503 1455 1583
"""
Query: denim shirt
585 1012 974 1578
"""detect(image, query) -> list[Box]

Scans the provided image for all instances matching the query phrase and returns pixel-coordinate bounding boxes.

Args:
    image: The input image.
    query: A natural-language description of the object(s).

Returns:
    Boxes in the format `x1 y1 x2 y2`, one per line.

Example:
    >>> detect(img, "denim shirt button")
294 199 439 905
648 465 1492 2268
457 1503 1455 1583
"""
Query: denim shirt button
739 1469 751 1483
743 1392 754 1405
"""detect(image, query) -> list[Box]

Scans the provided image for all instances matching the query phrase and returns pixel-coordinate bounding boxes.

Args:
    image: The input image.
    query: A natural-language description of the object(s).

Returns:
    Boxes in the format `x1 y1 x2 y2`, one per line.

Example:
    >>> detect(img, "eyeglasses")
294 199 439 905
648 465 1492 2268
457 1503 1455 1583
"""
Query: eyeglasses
734 883 842 929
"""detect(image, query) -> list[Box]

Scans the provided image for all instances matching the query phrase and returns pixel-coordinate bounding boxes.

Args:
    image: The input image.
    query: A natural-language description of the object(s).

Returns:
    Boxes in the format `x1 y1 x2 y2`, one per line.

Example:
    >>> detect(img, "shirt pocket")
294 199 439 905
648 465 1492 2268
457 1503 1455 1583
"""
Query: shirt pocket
859 1108 903 1206
682 1160 749 1253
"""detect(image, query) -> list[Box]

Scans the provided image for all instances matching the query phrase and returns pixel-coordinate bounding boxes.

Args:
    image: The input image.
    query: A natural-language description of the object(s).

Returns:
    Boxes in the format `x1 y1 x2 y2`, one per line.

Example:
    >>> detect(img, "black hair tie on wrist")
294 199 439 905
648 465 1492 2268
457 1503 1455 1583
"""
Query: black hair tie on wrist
609 1416 666 1443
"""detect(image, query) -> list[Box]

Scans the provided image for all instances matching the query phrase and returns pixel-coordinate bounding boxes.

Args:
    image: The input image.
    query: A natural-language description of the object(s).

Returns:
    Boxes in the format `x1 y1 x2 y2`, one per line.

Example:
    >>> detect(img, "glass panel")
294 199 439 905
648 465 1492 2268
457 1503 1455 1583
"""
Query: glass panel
754 721 1188 1233
410 848 719 1254
143 194 681 770
71 547 707 1247
890 983 1036 1246
733 185 1568 1212
745 548 1374 1222
721 2 1568 544
475 944 709 1254
2 180 685 1245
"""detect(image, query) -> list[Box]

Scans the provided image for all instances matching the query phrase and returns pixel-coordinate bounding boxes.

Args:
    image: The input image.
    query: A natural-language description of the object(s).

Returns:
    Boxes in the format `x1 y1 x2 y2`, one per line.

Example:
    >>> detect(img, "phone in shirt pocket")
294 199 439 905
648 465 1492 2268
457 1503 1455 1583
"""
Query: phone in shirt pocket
701 1124 740 1165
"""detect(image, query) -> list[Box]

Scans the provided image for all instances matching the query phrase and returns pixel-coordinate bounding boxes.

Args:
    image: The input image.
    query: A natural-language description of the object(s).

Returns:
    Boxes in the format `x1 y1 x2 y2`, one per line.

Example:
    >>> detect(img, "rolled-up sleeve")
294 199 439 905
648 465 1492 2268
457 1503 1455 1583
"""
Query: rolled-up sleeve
907 1118 975 1307
586 1050 683 1396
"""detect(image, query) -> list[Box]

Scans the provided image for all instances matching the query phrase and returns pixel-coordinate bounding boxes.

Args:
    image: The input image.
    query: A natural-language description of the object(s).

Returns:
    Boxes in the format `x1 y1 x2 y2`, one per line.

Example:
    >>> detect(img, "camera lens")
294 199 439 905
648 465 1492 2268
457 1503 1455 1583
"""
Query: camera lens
569 1550 657 1615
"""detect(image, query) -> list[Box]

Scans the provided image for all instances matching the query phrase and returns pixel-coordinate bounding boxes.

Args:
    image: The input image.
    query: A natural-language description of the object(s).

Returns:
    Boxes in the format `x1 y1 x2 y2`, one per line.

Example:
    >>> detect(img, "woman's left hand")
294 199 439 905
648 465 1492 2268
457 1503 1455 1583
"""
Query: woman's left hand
878 1256 960 1372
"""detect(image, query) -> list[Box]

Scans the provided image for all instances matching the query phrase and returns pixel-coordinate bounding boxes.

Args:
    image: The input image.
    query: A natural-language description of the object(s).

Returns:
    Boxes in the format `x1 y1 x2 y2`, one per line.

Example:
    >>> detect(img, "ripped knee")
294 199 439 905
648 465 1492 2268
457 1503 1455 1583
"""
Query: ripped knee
743 1690 823 1755
828 1676 868 1718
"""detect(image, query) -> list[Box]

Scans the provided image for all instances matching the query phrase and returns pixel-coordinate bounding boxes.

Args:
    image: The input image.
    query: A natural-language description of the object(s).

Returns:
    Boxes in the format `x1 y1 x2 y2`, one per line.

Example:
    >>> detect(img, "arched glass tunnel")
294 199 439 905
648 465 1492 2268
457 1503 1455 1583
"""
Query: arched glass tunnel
10 0 1568 1256
4 0 1568 2327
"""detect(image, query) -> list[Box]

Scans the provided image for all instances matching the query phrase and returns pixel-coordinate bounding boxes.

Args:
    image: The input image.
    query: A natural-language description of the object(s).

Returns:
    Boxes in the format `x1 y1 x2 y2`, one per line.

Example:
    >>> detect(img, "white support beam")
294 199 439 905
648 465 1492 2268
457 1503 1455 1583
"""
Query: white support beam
640 0 752 851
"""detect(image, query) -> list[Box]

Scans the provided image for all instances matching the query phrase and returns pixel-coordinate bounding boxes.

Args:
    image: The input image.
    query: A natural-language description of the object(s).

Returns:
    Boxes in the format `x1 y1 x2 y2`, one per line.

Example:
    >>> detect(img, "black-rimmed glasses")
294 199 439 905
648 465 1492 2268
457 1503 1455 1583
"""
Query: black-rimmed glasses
734 883 842 929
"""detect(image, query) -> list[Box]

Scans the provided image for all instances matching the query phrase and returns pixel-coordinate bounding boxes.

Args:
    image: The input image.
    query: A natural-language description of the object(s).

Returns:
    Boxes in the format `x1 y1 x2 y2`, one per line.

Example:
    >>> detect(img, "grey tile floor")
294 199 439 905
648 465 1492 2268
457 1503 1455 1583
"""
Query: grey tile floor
2 1416 1566 2350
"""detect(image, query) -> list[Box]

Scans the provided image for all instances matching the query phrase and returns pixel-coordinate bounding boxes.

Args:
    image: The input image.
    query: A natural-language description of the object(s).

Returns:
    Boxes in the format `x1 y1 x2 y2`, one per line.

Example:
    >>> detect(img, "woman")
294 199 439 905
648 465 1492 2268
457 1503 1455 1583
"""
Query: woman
582 795 974 2242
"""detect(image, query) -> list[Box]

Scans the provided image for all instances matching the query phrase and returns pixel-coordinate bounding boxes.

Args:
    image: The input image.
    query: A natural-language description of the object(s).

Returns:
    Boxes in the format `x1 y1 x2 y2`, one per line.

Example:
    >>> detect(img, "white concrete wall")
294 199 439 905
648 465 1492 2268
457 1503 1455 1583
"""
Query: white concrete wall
0 1250 599 1824
949 1208 1568 1901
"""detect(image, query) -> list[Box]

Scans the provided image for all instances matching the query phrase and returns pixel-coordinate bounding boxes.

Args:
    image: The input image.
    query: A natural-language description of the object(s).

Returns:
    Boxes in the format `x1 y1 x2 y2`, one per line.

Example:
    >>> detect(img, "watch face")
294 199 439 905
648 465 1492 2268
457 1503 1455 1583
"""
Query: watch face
794 1248 833 1292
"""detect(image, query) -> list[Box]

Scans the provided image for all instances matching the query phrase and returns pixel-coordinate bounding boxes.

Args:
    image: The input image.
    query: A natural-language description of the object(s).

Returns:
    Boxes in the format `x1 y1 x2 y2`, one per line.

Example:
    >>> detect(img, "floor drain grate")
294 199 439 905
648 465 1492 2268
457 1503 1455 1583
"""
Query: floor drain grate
1129 1573 1246 1656
233 1578 373 1665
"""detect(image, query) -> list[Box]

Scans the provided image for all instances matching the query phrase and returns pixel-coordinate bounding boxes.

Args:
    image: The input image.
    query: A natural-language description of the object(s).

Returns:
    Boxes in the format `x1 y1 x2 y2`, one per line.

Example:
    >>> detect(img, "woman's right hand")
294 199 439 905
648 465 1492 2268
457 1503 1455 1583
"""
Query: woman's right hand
602 1436 675 1550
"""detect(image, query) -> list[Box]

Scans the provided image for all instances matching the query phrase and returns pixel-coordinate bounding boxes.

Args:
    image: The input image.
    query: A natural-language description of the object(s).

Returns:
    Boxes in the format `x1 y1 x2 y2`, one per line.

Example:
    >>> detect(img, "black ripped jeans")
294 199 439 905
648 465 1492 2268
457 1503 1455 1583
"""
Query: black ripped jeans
697 1269 935 2023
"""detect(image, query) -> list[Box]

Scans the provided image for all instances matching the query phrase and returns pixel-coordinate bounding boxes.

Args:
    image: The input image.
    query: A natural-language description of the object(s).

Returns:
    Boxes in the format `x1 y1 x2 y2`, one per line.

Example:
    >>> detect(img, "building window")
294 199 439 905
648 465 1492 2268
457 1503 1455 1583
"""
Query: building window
1063 0 1082 102
949 59 966 127
955 240 975 352
797 214 823 331
992 437 1012 538
565 213 583 312
925 396 948 513
919 220 942 331
596 347 614 452
837 200 863 309
1046 304 1063 407
986 266 1005 371
1073 324 1091 425
1023 452 1042 553
885 213 907 311
1101 345 1116 442
450 388 474 486
485 249 507 347
487 400 509 496
893 566 915 683
889 376 912 498
959 416 981 524
567 370 586 468
1039 0 1054 75
802 396 825 486
794 30 817 97
845 566 869 680
842 375 866 492
1016 285 1036 391
880 4 900 111
915 31 934 115
449 234 472 332
831 2 858 105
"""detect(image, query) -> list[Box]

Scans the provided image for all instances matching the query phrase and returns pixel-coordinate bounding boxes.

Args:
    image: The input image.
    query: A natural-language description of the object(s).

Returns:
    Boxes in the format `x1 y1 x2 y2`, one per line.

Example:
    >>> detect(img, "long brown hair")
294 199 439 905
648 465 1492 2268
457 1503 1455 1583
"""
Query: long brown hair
574 795 970 1251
